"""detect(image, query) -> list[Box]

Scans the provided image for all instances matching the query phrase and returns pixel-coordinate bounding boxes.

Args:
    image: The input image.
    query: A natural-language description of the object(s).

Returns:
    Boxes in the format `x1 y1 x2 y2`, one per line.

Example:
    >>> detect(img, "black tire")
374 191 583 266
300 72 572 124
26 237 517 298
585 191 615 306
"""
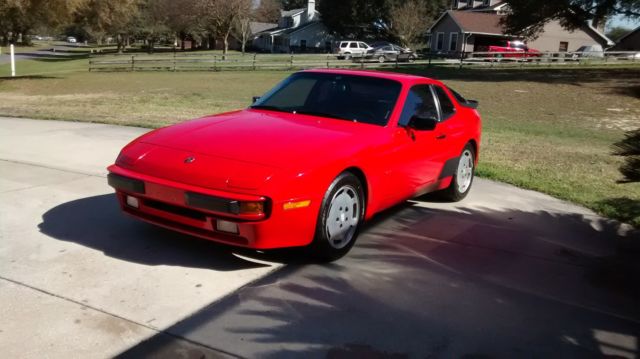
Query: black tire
408 55 416 63
344 53 352 60
307 172 365 262
439 143 476 202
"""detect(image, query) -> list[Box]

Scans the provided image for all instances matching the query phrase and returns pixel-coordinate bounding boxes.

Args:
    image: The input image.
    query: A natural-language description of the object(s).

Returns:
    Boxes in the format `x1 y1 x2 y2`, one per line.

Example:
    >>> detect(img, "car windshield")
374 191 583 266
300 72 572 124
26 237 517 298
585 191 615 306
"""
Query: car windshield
251 72 402 126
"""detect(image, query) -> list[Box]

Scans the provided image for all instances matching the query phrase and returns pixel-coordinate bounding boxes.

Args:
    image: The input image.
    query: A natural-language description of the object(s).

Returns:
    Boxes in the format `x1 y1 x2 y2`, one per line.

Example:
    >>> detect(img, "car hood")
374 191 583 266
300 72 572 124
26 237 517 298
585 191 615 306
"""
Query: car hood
121 109 381 190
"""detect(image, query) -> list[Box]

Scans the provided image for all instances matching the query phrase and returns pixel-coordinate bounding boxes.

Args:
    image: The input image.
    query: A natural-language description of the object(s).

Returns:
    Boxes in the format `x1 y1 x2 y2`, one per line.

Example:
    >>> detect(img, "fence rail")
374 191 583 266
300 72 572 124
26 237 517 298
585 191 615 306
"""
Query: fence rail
88 51 640 72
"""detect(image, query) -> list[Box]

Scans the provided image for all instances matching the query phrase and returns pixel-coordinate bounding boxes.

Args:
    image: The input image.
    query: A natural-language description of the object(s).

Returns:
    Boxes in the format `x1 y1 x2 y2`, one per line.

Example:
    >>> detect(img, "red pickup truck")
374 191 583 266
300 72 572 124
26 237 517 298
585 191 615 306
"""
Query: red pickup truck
477 40 541 58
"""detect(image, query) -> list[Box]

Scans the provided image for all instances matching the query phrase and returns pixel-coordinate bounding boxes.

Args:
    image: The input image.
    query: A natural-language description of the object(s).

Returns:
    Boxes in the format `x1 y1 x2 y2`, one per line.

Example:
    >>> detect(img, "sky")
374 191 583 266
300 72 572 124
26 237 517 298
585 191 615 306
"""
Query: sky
606 14 639 30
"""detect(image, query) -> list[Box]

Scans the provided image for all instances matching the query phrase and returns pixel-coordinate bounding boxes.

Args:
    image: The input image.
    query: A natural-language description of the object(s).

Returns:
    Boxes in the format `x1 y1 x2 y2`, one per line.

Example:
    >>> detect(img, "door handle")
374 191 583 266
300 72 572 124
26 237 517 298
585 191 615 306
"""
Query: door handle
435 134 446 140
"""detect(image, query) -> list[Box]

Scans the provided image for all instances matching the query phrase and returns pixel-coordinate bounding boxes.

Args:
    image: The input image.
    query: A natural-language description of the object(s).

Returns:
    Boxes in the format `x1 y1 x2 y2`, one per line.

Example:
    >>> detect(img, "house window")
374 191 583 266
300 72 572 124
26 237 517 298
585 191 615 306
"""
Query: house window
449 33 459 51
436 33 444 51
559 41 569 52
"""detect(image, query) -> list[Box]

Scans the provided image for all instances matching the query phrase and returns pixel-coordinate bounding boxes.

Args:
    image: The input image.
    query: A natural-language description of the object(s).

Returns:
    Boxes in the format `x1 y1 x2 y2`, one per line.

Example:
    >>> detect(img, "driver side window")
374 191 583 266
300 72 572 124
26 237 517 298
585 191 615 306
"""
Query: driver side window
398 85 438 126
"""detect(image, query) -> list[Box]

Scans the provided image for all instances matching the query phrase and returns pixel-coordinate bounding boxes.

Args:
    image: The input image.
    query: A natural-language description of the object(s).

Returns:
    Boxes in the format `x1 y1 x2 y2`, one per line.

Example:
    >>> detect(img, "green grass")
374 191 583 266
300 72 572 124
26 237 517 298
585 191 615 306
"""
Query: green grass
1 57 639 226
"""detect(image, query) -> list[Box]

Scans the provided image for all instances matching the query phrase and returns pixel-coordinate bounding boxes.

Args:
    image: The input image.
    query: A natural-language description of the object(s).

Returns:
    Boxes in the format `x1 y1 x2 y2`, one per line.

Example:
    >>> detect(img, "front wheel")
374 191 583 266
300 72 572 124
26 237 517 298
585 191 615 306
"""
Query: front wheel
308 172 365 262
439 144 476 202
378 55 385 63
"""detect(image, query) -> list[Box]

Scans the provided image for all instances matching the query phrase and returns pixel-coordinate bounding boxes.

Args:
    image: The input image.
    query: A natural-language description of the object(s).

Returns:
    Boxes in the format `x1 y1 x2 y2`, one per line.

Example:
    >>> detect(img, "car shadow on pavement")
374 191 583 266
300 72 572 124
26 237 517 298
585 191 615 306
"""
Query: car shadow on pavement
116 202 640 358
38 194 272 271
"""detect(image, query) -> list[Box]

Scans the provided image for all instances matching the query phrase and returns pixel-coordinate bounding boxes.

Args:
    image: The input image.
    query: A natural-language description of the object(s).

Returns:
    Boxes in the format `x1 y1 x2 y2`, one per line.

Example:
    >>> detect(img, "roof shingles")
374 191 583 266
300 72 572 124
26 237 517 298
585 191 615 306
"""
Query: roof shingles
449 10 506 35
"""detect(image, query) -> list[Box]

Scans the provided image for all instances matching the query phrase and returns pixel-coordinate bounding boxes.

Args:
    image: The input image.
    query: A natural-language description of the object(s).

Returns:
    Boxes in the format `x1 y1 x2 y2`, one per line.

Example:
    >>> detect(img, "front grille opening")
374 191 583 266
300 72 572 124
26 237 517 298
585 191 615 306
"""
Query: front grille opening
143 199 207 222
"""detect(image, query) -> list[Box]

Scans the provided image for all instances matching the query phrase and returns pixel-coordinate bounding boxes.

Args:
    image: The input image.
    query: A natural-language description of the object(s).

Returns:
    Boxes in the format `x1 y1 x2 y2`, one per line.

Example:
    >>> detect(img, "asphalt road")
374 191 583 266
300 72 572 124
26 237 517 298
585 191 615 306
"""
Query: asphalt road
0 117 638 358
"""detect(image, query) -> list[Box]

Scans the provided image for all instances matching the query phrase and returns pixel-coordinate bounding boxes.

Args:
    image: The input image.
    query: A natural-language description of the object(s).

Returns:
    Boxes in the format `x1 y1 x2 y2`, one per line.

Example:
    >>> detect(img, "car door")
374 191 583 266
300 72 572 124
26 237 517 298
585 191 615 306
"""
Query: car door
387 84 444 199
430 84 467 174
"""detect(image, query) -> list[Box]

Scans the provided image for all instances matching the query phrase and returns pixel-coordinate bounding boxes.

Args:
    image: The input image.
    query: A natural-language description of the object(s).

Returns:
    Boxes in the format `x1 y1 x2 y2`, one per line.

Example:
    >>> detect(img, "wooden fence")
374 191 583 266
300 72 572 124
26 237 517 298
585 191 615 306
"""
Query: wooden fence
88 51 640 72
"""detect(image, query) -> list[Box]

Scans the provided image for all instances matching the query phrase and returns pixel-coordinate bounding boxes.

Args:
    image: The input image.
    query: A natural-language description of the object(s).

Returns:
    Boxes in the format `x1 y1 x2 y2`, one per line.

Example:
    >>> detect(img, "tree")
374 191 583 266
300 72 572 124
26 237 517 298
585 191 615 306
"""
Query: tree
607 25 633 41
502 0 640 39
197 0 248 56
231 0 254 54
74 0 139 51
389 0 445 47
280 0 309 10
255 0 281 22
0 0 85 45
614 129 640 183
318 0 391 38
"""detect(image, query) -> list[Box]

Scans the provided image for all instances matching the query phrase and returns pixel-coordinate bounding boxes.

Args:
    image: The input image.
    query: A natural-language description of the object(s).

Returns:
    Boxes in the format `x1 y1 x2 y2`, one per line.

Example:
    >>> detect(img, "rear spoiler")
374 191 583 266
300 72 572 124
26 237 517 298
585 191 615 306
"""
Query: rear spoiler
462 99 479 109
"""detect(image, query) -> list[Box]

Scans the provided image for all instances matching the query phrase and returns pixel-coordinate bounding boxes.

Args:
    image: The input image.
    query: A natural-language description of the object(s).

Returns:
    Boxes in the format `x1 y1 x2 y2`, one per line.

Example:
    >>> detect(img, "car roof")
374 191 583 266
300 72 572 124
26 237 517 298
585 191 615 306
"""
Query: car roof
301 68 433 84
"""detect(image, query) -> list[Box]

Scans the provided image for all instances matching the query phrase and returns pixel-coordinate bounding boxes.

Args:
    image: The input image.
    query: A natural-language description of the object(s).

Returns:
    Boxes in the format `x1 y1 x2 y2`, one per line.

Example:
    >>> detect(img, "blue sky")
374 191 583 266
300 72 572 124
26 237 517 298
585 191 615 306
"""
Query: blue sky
607 14 639 30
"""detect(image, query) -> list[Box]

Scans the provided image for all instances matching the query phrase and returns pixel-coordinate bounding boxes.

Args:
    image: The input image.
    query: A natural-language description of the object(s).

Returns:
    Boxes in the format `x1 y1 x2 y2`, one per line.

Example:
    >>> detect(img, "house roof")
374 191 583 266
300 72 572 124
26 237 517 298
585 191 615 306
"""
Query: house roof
250 22 278 35
614 25 640 44
448 10 506 35
281 8 305 17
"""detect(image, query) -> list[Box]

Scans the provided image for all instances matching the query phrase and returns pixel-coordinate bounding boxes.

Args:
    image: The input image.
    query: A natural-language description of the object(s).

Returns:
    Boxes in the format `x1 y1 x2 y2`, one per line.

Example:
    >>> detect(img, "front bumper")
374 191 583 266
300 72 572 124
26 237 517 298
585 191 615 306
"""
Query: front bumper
107 165 319 249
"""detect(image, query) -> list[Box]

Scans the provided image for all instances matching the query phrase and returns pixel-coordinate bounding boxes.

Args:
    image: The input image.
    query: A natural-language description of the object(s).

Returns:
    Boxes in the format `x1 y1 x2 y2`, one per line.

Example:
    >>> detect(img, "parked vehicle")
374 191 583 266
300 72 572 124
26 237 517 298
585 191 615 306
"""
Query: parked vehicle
477 40 541 59
66 36 77 43
366 44 417 63
571 44 604 59
108 69 482 261
336 41 372 60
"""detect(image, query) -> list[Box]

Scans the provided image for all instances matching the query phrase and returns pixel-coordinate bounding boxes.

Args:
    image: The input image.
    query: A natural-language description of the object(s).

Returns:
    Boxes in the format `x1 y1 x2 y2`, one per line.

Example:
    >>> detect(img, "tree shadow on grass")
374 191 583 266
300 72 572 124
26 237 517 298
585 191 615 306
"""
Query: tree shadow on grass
118 201 640 358
0 75 58 80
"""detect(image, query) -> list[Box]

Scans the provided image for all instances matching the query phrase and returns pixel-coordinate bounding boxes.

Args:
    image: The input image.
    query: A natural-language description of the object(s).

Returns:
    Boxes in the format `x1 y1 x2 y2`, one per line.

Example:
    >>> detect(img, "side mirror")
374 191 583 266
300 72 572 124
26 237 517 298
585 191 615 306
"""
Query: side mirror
408 115 438 131
252 96 260 103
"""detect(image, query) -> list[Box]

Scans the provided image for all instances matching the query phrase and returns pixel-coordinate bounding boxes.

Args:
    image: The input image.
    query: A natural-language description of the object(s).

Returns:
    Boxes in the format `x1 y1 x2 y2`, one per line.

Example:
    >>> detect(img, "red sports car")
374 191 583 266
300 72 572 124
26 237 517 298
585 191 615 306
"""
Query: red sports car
108 69 482 261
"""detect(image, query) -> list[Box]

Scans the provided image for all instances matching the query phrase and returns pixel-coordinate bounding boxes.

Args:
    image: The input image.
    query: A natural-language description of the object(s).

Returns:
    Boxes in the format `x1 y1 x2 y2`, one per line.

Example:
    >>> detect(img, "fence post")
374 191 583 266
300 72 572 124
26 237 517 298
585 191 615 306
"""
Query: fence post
459 51 463 70
213 55 217 71
173 52 176 72
395 56 399 69
10 44 15 77
253 53 257 71
360 58 364 69
290 54 294 70
428 52 432 68
326 54 330 68
131 55 135 71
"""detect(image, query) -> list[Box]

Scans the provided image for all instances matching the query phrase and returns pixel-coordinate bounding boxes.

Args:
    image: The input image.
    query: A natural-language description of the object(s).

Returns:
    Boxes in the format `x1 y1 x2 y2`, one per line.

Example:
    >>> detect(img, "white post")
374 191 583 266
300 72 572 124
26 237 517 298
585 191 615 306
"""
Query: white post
10 44 15 77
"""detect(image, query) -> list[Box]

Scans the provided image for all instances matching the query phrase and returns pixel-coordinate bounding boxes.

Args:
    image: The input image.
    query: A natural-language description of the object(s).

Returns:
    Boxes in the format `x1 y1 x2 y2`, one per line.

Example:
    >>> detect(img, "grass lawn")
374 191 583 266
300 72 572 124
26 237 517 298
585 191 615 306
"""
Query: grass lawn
1 57 639 227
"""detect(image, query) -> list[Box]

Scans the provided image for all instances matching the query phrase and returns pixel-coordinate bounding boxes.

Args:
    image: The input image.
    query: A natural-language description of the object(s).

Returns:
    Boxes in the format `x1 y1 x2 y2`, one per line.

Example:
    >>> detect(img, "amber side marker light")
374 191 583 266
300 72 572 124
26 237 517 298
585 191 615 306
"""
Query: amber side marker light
283 200 311 210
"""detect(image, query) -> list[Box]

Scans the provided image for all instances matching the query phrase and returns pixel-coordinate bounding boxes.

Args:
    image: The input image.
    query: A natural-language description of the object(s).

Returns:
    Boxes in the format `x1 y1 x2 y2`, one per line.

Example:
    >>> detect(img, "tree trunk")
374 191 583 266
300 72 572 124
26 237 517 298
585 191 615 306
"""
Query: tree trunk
117 34 125 53
223 30 231 60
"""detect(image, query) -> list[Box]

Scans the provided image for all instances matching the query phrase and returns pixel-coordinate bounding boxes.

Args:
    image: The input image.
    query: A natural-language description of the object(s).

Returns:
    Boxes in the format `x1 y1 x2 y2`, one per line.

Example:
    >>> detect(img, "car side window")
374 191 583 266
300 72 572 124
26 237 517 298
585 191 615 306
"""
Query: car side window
349 43 358 48
433 86 455 120
359 43 367 49
398 85 438 126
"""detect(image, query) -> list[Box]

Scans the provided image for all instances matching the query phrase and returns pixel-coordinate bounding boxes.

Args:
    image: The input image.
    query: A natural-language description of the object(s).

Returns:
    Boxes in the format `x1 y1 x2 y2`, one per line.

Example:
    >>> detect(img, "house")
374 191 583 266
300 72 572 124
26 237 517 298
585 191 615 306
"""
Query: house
610 26 640 51
428 0 614 54
252 0 334 53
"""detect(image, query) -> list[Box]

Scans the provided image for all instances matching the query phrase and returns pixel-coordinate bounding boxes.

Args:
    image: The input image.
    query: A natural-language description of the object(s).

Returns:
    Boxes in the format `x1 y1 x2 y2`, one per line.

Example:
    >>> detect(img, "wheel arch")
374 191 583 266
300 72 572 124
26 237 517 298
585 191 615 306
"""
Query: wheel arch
342 166 369 213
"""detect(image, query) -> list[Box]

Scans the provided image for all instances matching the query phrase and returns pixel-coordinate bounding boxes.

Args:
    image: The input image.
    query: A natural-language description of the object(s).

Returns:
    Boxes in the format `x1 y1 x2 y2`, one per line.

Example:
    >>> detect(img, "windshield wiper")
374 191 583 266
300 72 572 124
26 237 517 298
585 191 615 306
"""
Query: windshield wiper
294 110 356 122
250 105 290 113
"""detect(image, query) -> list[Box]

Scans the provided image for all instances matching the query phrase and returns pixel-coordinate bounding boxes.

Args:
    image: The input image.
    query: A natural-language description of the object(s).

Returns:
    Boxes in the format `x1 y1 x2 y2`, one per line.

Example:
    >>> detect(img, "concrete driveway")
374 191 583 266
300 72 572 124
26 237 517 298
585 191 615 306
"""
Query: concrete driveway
0 117 638 358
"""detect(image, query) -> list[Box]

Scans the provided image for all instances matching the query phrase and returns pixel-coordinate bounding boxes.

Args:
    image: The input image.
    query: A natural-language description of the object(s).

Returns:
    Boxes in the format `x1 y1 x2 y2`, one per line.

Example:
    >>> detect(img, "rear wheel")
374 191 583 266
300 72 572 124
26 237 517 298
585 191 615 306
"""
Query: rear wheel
344 52 352 60
378 55 385 63
439 144 475 202
308 172 364 262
